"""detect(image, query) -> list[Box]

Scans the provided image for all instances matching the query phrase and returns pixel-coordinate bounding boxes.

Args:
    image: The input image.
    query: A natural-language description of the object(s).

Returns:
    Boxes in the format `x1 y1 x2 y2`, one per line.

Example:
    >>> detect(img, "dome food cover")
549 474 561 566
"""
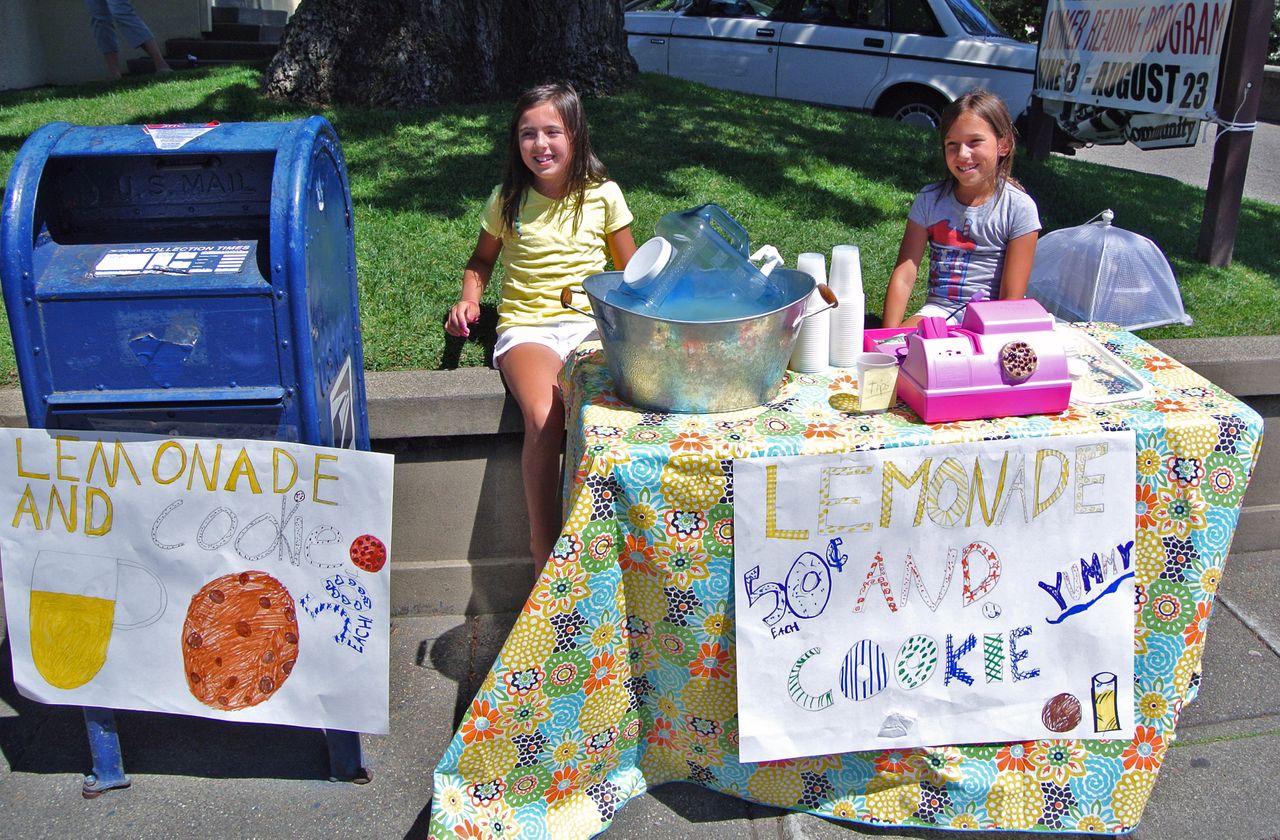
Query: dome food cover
1028 210 1192 330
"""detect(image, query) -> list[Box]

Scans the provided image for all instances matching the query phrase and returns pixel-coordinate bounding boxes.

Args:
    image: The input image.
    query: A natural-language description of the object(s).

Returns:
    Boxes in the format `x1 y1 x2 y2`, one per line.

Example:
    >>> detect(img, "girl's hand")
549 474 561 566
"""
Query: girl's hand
447 231 502 338
446 300 481 338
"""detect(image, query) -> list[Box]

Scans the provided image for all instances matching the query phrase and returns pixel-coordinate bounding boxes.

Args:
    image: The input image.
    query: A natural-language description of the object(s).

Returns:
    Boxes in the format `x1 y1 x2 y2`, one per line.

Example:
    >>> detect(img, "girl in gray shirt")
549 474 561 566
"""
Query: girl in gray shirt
883 90 1041 327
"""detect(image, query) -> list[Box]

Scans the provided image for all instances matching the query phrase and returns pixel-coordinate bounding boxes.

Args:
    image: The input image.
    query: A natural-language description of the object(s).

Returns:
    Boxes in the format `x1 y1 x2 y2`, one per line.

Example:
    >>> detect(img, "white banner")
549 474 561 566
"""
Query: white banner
1035 0 1232 116
733 432 1136 762
0 429 394 734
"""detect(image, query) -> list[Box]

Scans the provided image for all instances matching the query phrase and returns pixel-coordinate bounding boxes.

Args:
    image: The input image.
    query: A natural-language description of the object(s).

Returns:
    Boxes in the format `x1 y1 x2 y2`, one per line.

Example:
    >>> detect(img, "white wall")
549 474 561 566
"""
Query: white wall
0 0 299 91
0 2 47 92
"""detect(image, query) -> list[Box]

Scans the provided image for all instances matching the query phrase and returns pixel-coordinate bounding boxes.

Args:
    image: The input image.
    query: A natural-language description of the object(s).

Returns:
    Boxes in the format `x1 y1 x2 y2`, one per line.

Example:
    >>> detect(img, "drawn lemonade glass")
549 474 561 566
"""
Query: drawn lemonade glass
29 550 167 689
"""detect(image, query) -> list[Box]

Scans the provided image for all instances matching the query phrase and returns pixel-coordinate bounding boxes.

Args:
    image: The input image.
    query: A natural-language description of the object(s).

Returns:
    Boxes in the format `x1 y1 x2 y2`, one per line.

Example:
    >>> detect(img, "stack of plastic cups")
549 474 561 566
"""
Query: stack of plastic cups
790 252 830 374
828 244 865 368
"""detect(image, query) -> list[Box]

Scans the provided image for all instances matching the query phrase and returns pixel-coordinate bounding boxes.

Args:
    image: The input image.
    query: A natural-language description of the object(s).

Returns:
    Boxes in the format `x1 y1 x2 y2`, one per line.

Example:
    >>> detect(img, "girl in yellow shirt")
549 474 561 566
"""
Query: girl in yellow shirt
446 83 636 578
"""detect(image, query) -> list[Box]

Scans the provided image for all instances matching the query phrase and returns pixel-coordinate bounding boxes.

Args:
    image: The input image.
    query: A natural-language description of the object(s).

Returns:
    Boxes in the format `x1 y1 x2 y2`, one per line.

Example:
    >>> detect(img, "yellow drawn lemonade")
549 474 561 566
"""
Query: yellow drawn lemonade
29 590 116 689
1092 671 1121 732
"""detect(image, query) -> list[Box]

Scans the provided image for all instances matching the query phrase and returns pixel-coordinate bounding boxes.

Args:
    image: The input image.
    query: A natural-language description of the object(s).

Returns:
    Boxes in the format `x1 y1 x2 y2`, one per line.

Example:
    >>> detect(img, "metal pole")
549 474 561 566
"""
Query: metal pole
81 707 130 798
1196 0 1276 265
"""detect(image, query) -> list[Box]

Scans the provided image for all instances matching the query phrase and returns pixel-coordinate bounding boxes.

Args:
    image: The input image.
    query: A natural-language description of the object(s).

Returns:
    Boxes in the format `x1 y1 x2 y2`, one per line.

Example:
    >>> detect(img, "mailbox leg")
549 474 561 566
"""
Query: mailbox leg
324 729 371 783
82 707 131 798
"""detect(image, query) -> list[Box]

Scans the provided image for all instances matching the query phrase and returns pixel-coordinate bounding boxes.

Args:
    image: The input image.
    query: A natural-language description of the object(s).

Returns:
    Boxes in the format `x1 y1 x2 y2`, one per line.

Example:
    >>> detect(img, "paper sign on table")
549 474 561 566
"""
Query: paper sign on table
0 428 394 734
733 432 1136 761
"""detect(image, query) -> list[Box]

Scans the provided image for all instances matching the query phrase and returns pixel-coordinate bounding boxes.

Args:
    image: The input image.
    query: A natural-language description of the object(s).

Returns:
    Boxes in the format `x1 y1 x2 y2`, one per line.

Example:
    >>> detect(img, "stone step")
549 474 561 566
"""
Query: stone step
166 37 280 62
125 56 270 76
209 22 285 43
211 6 289 27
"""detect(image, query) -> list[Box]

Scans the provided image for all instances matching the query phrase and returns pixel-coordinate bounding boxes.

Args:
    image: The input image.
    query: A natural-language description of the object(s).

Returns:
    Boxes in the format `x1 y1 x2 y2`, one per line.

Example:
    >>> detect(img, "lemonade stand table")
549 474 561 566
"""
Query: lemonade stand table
429 325 1263 838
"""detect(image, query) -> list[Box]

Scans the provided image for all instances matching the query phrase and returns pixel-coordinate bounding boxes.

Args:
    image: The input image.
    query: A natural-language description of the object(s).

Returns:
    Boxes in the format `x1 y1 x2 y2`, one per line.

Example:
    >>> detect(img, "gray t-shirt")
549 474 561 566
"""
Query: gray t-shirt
908 181 1041 318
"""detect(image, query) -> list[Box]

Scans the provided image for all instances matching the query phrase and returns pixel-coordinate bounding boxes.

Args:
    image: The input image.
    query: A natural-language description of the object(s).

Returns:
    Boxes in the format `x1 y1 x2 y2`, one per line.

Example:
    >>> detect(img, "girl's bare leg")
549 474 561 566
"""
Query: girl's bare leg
498 343 567 580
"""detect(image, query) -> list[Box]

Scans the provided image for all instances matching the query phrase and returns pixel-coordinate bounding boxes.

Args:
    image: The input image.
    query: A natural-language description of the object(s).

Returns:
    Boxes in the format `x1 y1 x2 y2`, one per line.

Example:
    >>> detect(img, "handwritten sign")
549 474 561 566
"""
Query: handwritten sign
0 429 394 734
733 432 1135 762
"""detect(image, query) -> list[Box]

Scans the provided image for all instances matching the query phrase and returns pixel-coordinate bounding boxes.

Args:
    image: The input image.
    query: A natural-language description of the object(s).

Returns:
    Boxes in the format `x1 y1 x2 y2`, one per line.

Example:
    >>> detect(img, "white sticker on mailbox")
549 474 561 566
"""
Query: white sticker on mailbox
93 245 251 277
142 122 220 150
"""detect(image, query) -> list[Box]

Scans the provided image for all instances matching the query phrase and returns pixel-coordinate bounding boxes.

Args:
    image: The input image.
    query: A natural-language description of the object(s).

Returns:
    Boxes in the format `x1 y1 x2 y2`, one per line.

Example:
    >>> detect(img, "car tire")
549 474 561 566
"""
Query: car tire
876 88 948 130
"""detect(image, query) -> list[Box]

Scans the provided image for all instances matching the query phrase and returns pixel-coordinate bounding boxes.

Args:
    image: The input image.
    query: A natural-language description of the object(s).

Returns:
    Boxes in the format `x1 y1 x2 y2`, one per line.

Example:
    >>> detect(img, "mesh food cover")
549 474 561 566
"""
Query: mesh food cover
1028 210 1192 330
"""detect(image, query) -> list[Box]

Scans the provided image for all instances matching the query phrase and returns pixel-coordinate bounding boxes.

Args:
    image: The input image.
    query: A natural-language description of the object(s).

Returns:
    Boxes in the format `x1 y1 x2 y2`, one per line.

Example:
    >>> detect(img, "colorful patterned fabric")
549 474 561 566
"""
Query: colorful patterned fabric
429 326 1263 838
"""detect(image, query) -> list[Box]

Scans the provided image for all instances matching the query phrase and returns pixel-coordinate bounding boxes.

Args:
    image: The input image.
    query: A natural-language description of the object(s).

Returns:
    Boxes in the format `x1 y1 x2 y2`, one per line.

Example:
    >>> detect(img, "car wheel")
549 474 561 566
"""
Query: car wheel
877 88 948 130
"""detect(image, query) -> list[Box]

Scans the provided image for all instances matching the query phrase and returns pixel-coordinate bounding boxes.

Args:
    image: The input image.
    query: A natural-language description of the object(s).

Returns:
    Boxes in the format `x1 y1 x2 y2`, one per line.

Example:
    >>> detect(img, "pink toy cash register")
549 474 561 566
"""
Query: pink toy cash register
878 299 1071 423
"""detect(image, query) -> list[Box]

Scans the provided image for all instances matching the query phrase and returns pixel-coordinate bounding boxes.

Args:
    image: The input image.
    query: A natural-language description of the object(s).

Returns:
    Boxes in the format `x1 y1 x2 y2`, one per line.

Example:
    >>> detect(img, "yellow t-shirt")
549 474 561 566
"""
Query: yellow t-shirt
481 180 633 332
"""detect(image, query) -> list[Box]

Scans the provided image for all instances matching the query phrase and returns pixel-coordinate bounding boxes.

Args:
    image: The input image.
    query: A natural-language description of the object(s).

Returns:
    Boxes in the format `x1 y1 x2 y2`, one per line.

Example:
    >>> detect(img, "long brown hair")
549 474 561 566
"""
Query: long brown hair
936 89 1022 196
499 82 608 236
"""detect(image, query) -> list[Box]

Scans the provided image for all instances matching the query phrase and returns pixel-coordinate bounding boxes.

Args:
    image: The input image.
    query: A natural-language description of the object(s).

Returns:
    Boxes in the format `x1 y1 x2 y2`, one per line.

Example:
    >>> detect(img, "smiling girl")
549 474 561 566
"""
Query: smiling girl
882 89 1041 328
446 83 636 579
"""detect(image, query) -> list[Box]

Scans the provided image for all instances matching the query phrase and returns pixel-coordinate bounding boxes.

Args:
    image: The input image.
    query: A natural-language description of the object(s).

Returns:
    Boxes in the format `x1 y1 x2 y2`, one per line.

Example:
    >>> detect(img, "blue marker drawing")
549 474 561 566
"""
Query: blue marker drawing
744 538 847 627
1046 571 1134 625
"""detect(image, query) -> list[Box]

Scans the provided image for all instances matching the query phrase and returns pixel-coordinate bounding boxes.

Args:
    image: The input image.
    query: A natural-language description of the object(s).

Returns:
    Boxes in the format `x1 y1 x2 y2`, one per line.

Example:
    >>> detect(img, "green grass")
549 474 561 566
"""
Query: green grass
1 67 1277 383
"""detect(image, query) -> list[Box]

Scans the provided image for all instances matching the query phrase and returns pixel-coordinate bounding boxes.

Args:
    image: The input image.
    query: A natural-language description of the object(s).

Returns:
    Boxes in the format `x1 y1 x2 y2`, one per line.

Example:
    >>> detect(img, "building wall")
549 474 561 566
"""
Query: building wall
0 0 298 92
0 2 47 92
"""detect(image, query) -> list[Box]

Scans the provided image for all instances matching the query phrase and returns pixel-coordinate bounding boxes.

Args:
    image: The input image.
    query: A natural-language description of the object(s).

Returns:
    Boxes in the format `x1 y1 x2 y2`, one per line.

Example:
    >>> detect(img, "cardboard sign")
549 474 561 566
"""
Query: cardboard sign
0 429 394 734
733 432 1136 762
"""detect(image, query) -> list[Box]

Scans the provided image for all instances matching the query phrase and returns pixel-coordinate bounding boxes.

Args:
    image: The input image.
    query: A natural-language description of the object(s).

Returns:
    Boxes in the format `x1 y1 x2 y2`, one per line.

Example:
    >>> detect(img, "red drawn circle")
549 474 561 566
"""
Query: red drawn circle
350 534 387 572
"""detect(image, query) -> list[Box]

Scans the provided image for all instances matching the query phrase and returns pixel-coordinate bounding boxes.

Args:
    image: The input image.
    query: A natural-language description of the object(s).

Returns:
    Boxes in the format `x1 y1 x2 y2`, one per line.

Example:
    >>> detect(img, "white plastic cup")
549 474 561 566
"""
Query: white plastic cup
790 253 830 373
829 245 865 367
856 352 898 412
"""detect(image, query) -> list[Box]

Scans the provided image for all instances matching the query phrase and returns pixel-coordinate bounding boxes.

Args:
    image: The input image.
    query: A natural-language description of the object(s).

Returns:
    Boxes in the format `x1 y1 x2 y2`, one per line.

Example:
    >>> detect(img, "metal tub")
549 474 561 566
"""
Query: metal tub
562 269 834 413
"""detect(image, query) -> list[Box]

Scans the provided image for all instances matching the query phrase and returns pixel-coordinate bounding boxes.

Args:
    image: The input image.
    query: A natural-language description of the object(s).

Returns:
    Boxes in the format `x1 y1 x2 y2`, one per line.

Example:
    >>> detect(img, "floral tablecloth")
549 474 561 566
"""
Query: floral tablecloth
430 325 1263 838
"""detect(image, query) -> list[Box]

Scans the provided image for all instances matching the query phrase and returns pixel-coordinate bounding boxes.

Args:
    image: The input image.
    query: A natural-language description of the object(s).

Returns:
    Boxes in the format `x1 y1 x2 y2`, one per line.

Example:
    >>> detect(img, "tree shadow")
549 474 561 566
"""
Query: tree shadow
0 637 331 780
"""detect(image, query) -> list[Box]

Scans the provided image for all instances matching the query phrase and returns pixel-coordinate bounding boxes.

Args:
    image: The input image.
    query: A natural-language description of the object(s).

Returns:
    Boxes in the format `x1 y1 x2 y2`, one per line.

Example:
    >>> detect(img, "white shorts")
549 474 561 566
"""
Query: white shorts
492 319 599 367
915 300 969 325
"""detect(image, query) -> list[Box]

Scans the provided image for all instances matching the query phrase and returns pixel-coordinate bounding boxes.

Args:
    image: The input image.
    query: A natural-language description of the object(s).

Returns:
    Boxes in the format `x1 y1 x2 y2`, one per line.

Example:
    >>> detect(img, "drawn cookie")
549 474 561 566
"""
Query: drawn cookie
895 634 938 690
349 534 387 573
182 571 298 711
1000 340 1038 381
1041 692 1082 732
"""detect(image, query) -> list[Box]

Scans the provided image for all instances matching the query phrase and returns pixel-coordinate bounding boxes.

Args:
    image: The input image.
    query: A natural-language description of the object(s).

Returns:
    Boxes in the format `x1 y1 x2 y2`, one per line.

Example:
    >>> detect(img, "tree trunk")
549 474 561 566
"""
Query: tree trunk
263 0 637 108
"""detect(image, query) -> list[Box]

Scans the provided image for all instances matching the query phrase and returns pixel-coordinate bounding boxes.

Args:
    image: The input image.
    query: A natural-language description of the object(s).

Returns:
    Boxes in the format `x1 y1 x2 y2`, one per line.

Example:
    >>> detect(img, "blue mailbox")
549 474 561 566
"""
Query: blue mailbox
1 118 372 794
1 117 368 450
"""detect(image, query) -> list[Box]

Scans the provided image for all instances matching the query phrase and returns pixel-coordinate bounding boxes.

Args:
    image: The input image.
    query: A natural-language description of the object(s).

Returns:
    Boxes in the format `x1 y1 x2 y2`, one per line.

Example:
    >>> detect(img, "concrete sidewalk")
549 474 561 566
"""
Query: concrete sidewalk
1 549 1278 840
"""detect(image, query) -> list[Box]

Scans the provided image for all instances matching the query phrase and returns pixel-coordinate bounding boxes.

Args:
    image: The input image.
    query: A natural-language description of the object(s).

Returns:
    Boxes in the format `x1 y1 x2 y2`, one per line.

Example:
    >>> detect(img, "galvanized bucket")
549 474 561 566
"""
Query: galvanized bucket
561 269 835 413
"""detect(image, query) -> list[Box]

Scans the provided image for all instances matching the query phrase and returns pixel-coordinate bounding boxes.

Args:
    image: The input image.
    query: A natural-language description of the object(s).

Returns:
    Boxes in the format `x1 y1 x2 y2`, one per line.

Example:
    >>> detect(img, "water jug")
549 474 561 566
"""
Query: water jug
607 204 784 319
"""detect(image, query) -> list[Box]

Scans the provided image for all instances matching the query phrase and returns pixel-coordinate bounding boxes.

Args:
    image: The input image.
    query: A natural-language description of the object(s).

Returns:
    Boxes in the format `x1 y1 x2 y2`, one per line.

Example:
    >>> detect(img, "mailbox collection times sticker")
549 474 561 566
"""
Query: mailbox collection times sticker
92 245 251 277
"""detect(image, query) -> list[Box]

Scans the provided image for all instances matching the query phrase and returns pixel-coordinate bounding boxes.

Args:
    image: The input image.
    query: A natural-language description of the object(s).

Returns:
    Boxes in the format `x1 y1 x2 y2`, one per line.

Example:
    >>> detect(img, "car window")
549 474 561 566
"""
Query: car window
625 0 696 9
686 0 777 17
794 0 887 27
942 0 1010 36
889 0 943 35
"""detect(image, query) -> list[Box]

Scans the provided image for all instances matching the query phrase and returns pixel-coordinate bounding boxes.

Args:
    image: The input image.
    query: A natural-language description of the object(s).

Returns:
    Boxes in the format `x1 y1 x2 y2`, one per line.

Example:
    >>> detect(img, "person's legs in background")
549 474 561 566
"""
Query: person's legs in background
84 0 123 79
86 0 173 78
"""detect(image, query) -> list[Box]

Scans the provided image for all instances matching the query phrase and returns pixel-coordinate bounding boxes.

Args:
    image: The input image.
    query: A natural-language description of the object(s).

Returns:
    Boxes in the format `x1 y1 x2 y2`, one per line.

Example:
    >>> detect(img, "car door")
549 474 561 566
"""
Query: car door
627 10 675 74
774 0 890 110
884 0 1036 117
668 1 782 98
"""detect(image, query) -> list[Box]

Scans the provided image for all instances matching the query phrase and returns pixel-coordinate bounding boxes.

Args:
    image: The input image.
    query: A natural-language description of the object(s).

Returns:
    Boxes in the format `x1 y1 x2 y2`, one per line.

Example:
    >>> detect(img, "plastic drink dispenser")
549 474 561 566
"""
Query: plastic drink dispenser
611 204 783 318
